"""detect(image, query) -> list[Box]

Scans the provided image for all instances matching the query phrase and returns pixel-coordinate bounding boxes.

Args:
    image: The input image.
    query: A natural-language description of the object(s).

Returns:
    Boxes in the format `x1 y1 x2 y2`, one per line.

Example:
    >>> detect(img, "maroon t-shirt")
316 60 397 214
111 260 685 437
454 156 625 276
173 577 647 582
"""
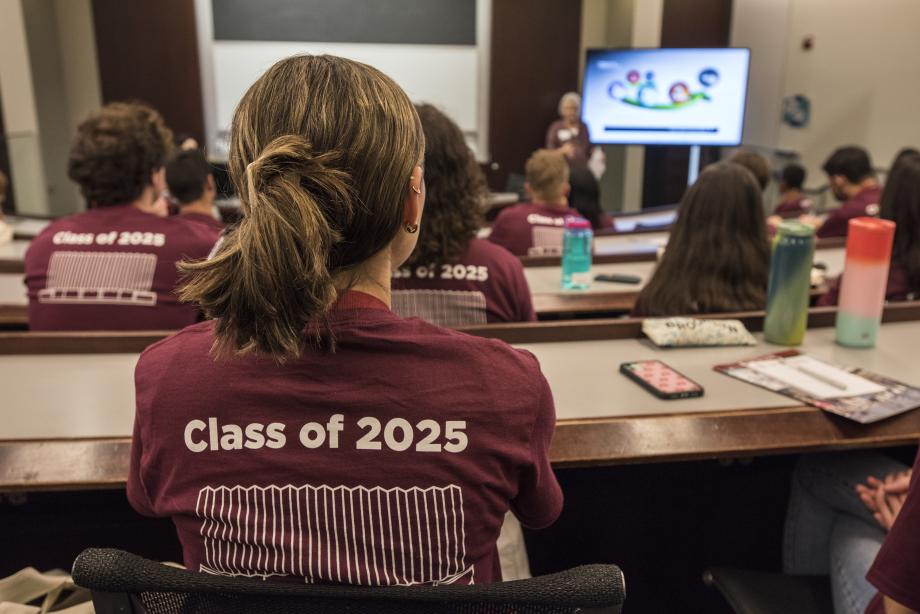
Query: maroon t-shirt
816 186 883 238
180 211 225 233
488 203 586 257
24 205 221 330
128 291 563 585
391 239 536 326
865 446 920 614
817 264 916 306
773 194 813 218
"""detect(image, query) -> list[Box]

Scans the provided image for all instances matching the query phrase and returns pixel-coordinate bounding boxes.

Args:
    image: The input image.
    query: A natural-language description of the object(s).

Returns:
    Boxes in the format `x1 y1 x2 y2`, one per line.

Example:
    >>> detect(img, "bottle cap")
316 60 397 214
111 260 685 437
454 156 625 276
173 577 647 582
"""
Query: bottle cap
776 220 815 238
846 217 895 262
564 216 592 230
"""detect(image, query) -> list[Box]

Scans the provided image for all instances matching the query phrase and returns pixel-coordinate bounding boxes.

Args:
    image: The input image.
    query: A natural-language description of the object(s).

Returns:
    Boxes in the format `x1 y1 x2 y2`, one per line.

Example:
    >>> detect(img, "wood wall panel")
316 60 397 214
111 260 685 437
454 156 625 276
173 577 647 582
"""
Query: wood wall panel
92 0 205 143
486 0 582 190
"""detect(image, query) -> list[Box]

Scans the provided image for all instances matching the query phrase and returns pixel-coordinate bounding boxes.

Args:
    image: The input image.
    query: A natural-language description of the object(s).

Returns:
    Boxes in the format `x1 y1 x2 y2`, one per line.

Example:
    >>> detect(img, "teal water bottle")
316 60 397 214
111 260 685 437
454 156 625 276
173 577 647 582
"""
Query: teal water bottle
764 220 815 345
562 216 593 290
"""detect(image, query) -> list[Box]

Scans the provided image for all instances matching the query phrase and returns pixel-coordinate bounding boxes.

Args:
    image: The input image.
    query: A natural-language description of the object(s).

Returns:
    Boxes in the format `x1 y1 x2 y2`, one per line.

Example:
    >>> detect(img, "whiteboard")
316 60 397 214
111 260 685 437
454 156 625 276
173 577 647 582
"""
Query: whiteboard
195 0 491 160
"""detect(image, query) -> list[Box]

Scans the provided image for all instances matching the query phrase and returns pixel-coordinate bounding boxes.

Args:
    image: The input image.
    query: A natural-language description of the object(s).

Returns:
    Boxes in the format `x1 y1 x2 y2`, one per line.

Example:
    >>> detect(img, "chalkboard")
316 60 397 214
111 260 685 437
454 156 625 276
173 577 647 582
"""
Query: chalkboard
212 0 476 45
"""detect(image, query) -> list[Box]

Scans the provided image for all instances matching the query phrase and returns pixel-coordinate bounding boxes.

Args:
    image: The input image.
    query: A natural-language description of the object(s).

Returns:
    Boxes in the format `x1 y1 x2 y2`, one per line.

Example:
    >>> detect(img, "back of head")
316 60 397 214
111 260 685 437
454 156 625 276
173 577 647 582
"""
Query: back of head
780 163 806 191
822 146 873 184
406 104 485 268
729 149 771 191
166 149 212 205
880 151 920 290
634 161 770 316
180 55 423 359
68 102 174 207
891 147 920 177
525 149 569 201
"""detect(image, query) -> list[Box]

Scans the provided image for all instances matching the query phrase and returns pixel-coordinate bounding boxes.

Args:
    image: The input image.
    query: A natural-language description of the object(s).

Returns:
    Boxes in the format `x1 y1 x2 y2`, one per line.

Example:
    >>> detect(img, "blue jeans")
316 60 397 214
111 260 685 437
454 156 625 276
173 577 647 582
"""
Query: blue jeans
784 452 907 614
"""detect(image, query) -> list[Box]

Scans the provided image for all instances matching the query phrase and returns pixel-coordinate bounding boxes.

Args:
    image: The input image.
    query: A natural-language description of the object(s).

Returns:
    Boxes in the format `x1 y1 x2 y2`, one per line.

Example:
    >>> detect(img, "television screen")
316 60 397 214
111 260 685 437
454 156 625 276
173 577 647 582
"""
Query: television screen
581 48 750 146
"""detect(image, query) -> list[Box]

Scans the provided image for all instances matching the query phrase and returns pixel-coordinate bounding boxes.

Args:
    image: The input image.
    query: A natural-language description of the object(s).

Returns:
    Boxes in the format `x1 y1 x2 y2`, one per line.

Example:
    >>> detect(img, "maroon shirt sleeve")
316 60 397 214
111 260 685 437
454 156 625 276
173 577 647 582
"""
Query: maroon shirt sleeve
866 448 920 612
816 209 849 238
510 369 563 529
127 358 156 517
508 258 537 322
488 208 525 256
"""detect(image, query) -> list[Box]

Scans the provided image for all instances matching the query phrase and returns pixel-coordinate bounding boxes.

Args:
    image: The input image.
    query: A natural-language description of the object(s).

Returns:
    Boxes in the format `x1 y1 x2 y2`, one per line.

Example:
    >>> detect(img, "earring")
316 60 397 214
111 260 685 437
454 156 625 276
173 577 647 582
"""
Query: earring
405 223 419 234
410 185 422 195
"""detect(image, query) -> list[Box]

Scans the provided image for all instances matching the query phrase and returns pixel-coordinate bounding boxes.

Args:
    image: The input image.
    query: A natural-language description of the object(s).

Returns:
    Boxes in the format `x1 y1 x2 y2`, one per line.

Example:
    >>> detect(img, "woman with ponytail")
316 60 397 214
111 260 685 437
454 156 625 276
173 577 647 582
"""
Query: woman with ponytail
127 55 562 585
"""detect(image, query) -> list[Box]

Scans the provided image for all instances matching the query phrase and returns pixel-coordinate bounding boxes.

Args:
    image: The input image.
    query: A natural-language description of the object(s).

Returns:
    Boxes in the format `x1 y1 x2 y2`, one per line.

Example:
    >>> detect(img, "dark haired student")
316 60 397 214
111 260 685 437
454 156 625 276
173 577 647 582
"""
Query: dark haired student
819 151 920 305
774 163 814 218
392 104 535 326
165 149 224 232
24 102 222 330
127 55 563 585
809 146 882 238
632 162 770 316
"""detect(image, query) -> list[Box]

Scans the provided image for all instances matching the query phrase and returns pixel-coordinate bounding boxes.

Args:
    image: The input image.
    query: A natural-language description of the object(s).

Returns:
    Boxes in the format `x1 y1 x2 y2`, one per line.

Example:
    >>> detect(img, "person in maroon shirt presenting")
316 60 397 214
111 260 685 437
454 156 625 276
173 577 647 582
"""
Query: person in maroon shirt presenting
392 104 535 327
819 151 920 306
805 146 882 238
165 149 225 232
488 149 587 257
24 103 221 331
128 55 563 586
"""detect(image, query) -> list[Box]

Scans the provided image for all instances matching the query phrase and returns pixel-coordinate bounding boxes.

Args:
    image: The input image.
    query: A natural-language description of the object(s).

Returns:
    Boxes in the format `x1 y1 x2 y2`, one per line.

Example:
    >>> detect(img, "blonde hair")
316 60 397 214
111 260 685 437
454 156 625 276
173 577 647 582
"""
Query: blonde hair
525 149 570 200
179 55 423 359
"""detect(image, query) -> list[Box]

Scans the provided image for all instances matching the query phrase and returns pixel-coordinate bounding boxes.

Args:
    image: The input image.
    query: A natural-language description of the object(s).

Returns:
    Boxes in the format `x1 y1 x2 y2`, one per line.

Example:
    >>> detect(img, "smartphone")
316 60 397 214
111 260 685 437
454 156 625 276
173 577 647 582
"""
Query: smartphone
620 360 704 400
594 274 642 285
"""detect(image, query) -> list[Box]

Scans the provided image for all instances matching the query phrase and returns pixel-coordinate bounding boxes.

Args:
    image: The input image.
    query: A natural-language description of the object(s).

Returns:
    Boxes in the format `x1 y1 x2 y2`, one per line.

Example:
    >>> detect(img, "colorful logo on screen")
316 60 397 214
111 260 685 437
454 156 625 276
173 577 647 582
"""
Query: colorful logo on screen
607 67 720 110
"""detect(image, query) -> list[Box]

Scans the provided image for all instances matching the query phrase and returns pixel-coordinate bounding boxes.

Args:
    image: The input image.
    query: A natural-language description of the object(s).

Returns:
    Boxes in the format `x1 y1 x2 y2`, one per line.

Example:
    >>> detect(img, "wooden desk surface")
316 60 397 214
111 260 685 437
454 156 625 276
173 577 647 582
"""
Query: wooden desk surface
2 303 920 490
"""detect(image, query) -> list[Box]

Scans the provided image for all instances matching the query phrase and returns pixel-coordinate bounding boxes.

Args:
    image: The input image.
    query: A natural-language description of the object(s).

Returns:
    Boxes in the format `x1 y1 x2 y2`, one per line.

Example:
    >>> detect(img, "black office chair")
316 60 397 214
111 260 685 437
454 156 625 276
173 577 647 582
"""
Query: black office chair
703 567 833 614
73 548 625 614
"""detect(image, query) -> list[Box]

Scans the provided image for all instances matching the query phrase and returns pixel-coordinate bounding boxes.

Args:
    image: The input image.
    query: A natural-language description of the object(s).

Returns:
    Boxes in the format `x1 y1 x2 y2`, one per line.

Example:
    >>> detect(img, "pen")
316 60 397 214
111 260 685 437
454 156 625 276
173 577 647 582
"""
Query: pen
795 365 848 391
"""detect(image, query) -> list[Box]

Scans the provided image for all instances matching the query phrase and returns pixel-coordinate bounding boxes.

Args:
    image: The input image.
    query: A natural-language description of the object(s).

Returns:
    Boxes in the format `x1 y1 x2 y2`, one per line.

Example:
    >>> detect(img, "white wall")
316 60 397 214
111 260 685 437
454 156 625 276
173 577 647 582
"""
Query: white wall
0 0 50 216
732 0 920 185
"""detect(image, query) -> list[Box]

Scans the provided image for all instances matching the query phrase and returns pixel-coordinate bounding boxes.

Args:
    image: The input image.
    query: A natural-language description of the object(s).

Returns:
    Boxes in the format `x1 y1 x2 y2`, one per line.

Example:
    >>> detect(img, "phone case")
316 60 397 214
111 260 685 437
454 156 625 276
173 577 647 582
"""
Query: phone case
620 360 704 400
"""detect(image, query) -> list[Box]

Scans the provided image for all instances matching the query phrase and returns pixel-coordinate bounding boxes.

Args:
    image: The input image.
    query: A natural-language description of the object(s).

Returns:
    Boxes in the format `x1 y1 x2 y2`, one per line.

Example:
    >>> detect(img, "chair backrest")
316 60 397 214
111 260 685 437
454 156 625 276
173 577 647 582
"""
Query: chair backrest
72 549 624 614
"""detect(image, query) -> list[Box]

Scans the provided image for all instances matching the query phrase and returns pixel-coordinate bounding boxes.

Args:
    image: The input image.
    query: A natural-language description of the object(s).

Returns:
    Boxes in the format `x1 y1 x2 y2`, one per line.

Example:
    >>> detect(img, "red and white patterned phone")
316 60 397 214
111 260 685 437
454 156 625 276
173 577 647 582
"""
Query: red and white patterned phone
620 360 704 400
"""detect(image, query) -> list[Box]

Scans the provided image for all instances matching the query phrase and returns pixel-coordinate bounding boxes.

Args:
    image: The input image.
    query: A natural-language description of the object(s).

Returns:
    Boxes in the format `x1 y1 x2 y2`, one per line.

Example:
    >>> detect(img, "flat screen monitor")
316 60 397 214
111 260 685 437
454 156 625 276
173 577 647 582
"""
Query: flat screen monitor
581 48 750 146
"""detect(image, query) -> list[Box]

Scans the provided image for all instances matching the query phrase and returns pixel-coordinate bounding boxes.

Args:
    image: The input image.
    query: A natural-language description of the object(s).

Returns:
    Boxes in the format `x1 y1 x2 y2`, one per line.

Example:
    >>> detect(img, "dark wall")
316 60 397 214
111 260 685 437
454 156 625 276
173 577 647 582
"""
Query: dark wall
641 0 733 208
92 0 205 143
487 0 582 190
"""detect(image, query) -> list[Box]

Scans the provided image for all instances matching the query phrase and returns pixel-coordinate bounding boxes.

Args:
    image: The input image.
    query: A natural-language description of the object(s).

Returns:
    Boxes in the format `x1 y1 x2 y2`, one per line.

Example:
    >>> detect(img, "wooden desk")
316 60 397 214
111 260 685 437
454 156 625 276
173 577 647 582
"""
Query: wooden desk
2 302 920 491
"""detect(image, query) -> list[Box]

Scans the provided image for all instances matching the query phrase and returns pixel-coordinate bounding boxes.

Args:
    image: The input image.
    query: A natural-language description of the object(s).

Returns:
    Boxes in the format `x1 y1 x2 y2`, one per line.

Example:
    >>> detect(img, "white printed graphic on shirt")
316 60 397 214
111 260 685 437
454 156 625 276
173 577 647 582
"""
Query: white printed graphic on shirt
528 226 565 256
195 484 473 586
392 289 488 327
38 251 157 306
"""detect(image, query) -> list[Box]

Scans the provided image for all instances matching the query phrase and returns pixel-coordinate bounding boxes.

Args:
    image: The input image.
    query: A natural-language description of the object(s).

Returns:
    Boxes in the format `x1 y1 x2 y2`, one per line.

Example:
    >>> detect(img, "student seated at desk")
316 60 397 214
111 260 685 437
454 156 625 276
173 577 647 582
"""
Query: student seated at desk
24 102 222 330
165 149 224 232
392 104 535 326
784 451 919 614
488 149 588 256
729 149 771 191
773 163 814 219
819 151 920 305
127 55 562 585
805 146 882 238
632 162 769 317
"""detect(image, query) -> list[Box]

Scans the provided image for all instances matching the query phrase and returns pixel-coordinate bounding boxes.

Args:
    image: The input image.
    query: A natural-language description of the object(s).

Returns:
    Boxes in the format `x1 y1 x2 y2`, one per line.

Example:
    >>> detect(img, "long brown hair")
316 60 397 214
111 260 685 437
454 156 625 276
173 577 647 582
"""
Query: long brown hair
405 104 485 267
633 162 770 316
881 151 920 292
179 55 423 359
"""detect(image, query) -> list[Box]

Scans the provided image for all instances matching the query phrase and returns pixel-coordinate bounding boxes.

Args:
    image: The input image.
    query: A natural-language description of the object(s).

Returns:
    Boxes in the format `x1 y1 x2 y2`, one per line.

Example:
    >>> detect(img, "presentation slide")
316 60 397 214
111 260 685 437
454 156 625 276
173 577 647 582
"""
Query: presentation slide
582 48 750 146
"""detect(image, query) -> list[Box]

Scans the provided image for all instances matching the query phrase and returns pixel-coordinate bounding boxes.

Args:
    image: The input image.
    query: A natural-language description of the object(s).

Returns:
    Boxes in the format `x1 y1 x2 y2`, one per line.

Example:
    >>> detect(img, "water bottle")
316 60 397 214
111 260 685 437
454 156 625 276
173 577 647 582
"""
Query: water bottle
562 216 593 290
836 217 895 348
764 220 815 345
